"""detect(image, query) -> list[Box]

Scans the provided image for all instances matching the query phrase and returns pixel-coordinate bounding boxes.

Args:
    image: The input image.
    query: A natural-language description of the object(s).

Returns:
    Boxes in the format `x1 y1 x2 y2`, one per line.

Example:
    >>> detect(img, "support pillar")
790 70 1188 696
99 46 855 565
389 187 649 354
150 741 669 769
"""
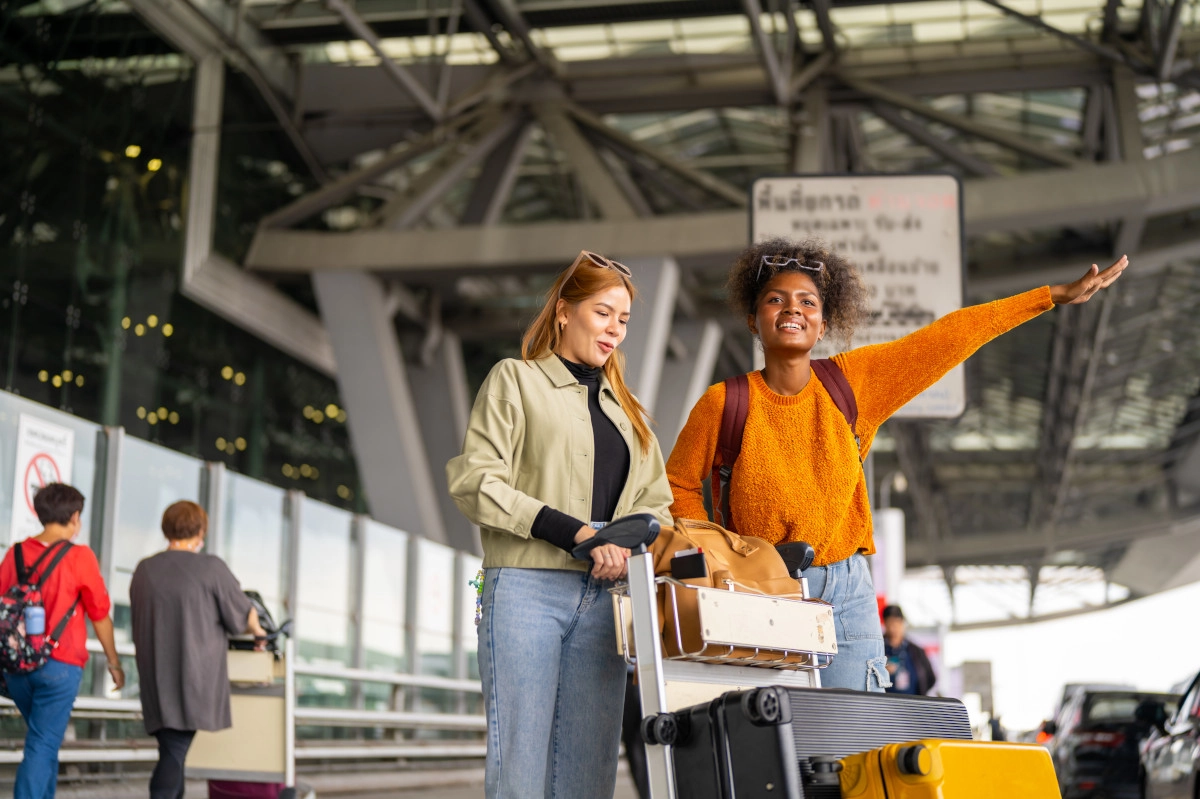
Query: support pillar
653 319 723 454
792 83 831 173
407 330 482 555
617 256 680 418
312 270 448 544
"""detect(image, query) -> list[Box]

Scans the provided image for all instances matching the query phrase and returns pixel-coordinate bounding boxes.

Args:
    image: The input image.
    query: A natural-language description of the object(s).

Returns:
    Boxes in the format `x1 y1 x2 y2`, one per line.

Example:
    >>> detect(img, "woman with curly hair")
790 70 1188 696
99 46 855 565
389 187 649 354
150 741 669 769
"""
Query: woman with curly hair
666 237 1127 691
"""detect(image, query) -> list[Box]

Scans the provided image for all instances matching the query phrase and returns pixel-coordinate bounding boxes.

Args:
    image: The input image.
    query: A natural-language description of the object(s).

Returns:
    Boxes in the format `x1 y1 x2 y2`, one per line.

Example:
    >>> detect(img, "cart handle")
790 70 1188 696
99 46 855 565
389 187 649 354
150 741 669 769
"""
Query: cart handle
570 513 661 560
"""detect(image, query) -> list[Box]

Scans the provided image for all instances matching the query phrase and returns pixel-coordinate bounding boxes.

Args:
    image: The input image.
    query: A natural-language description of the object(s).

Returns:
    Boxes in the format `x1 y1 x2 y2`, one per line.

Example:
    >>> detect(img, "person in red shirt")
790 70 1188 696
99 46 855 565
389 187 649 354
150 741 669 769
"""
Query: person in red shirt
0 483 124 799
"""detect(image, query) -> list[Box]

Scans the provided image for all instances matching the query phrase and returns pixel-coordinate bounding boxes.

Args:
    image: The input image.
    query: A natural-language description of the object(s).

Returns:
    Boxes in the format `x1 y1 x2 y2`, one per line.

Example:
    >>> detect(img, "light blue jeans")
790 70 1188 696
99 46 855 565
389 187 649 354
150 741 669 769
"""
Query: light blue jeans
6 658 84 799
802 553 891 692
479 567 626 799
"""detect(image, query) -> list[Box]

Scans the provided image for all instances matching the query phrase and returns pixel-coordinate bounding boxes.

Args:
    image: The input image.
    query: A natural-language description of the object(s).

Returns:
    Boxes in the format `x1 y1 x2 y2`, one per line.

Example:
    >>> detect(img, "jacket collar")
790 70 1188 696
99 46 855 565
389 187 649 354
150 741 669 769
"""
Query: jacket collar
532 354 621 404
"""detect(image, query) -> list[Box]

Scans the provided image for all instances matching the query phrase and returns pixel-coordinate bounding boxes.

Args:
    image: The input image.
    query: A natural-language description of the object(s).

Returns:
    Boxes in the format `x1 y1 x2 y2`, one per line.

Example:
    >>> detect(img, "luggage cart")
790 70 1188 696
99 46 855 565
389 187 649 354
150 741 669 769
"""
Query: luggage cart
185 637 303 799
614 545 839 799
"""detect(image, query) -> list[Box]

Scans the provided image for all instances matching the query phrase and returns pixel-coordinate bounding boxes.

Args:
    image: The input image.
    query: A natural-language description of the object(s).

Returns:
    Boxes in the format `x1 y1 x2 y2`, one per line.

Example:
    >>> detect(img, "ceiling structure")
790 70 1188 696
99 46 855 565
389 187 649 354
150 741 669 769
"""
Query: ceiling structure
14 0 1200 626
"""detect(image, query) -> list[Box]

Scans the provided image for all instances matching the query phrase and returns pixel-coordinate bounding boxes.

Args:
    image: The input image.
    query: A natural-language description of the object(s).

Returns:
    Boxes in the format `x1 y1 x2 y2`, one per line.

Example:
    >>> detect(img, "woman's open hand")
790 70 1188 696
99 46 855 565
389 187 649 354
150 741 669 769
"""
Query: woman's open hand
1050 255 1129 305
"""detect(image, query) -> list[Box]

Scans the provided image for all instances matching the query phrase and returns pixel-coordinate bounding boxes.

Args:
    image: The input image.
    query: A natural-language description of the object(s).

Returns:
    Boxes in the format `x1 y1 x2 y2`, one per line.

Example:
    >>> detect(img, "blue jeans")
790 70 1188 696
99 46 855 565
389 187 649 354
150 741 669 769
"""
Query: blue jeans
802 553 891 692
479 567 626 799
6 658 84 799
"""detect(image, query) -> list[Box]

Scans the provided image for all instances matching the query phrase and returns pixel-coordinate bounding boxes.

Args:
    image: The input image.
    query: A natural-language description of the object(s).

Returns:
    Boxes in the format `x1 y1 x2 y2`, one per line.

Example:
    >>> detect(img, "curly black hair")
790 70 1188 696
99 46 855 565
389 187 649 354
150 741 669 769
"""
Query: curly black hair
726 237 870 344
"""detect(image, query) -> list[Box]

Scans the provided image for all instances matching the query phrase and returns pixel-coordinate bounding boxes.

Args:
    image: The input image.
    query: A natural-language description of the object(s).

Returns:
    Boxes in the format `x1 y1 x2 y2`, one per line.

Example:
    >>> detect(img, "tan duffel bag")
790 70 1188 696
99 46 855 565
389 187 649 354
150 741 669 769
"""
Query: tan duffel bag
646 517 816 664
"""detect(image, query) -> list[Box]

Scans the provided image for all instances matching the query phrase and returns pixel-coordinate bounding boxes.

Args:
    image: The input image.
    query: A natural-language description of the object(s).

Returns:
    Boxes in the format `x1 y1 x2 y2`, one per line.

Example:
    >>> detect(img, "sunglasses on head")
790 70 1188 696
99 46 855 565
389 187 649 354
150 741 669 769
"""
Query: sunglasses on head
756 254 825 283
558 250 632 299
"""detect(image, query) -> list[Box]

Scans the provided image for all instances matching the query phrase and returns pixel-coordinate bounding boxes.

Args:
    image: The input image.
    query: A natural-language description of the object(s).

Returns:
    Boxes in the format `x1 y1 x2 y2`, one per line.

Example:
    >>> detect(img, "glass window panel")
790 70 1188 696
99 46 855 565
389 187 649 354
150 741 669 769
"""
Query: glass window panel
361 520 408 673
0 393 100 550
111 437 204 636
221 473 287 625
413 539 456 678
295 498 354 666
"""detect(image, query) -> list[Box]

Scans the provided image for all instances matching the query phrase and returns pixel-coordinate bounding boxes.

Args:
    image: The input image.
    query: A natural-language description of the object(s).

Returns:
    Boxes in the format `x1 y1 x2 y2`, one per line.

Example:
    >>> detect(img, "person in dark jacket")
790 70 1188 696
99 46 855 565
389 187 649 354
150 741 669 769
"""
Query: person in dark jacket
882 605 936 696
130 500 267 799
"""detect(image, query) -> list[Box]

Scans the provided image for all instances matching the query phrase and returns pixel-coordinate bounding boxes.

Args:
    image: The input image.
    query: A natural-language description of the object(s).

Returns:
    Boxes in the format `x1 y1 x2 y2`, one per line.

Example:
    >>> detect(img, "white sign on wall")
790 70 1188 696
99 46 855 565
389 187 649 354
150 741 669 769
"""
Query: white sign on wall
9 414 75 544
751 174 965 418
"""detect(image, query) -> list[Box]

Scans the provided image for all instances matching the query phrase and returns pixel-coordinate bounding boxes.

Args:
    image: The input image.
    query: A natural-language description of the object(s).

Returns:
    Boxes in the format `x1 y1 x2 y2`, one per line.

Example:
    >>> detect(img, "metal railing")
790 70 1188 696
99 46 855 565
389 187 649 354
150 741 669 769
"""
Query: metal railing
0 651 486 766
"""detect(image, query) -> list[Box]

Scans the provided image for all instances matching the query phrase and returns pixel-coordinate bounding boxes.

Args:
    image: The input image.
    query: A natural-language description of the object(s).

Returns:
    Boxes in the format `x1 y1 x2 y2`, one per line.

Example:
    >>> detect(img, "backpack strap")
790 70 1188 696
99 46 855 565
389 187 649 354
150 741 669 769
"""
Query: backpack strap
811 358 862 460
30 541 74 586
46 598 80 648
711 374 750 533
29 543 78 648
15 540 70 585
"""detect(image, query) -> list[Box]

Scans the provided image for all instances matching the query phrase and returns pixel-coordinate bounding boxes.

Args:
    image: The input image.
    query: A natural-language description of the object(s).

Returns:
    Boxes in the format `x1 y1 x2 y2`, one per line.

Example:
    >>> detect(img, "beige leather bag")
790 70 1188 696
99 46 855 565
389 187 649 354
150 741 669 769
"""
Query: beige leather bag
647 517 805 660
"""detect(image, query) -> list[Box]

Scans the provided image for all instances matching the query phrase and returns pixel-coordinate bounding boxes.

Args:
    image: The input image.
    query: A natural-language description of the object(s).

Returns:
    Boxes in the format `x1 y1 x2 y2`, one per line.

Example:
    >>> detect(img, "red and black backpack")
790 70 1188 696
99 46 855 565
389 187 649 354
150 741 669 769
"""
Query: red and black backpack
711 360 860 534
0 540 80 676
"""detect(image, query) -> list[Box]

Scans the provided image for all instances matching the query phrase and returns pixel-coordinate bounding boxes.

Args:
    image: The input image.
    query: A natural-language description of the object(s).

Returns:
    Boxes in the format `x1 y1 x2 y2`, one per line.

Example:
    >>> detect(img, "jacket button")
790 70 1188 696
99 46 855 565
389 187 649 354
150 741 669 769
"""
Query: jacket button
621 422 628 430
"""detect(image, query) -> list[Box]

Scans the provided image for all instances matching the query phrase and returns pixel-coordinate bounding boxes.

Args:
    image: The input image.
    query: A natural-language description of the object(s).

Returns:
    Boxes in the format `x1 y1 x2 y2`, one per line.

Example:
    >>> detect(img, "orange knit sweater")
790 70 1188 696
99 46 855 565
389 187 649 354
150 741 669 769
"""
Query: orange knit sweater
666 286 1055 566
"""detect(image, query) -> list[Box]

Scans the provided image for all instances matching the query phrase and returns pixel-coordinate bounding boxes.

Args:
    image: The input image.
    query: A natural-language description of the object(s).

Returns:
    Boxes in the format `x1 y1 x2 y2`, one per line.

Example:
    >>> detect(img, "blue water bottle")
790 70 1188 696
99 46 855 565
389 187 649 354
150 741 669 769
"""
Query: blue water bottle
24 606 45 636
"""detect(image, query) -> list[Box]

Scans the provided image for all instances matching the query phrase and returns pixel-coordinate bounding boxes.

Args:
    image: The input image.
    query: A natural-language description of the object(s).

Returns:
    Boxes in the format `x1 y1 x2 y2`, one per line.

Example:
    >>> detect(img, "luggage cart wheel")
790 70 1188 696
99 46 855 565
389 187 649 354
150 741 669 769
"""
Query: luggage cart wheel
742 687 791 726
641 712 680 746
278 790 297 799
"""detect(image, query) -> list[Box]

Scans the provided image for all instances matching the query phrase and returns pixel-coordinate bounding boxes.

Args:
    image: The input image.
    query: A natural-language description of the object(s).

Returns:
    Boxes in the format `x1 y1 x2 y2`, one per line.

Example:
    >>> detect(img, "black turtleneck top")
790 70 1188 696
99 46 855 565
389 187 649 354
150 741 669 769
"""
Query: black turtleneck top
530 356 632 553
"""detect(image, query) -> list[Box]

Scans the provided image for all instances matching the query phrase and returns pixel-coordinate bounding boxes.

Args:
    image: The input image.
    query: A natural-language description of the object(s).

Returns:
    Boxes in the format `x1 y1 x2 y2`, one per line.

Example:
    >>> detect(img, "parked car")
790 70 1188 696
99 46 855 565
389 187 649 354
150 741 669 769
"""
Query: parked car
1143 670 1200 799
1045 688 1180 799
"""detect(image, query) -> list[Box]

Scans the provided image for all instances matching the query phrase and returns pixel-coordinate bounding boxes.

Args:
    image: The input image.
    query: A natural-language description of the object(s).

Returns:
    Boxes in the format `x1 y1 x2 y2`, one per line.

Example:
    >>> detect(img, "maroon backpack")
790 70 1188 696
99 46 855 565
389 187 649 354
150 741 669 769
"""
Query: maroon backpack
711 360 859 534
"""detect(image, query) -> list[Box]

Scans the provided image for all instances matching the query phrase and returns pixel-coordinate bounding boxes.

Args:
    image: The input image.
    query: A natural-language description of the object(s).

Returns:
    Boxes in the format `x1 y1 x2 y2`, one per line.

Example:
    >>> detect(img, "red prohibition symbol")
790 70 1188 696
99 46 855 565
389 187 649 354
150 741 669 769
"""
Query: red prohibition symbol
23 453 62 516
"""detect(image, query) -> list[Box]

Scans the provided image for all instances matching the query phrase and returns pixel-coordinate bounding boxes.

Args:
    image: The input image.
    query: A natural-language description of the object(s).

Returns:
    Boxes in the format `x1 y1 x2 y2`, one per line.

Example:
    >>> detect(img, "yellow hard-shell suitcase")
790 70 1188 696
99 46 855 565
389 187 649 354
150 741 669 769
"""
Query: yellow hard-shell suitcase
839 739 1059 799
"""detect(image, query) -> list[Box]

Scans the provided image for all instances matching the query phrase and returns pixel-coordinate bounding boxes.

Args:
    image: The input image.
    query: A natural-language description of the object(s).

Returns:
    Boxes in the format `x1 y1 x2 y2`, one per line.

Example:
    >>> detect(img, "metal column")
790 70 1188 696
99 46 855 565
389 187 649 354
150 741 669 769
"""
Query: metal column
618 256 680 418
312 270 448 544
407 331 480 555
654 320 724 454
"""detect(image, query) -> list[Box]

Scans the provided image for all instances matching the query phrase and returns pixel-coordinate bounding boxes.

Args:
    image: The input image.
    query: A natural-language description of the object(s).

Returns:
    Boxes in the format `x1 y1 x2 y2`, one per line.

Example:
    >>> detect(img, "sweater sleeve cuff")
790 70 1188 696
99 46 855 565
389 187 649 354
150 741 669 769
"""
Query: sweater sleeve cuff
532 506 586 553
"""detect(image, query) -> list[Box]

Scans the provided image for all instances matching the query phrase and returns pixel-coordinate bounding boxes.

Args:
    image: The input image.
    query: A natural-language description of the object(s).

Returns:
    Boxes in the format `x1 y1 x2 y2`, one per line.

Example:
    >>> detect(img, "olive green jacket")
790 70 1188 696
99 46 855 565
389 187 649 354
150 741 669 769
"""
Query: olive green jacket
447 355 673 571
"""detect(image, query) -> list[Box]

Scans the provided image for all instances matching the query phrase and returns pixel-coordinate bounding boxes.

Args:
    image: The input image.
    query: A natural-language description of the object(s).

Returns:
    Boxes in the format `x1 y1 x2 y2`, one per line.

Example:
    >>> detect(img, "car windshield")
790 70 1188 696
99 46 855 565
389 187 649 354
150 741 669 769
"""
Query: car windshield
1084 694 1179 724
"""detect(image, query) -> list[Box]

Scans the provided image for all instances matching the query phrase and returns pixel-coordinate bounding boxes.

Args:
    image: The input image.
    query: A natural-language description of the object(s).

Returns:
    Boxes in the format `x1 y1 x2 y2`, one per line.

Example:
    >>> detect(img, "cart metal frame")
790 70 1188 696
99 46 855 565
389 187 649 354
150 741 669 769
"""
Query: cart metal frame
616 549 840 799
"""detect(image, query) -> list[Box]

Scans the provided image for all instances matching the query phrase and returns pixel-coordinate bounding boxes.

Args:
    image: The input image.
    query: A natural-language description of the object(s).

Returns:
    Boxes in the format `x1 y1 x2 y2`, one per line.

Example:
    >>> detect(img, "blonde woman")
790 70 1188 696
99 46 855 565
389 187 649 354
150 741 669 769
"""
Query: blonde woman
448 250 673 799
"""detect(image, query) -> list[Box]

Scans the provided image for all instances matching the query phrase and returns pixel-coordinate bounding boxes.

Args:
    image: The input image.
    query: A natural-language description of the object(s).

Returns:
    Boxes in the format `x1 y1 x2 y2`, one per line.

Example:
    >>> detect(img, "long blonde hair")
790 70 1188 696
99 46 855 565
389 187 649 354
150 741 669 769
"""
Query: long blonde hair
521 255 654 456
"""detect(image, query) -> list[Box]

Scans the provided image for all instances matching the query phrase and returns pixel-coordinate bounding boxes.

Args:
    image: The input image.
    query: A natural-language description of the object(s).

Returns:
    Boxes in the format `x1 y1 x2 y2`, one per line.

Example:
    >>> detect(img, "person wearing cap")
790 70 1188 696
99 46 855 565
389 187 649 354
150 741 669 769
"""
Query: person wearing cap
882 605 936 696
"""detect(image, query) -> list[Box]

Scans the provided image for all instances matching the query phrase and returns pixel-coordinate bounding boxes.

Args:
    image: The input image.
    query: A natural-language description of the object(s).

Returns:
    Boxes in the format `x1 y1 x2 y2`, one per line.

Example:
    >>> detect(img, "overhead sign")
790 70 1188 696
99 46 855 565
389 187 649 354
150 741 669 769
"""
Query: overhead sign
9 414 74 544
751 174 965 418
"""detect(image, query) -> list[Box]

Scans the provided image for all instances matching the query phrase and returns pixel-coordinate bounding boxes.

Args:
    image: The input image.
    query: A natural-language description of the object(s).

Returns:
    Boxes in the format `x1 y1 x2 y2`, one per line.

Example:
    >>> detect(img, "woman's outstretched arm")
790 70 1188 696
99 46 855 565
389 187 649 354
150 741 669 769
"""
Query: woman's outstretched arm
835 256 1129 434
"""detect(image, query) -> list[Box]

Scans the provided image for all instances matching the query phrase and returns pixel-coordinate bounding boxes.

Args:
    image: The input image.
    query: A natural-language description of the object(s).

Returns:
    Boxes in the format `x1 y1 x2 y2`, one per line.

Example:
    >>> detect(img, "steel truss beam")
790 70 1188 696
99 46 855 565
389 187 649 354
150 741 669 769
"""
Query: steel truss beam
742 0 791 105
128 0 327 181
260 110 486 229
184 55 336 376
1158 0 1189 81
891 423 951 545
1026 300 1109 530
869 102 998 177
974 0 1137 71
565 104 748 207
484 0 562 75
460 122 534 225
841 75 1085 168
372 111 523 229
324 0 444 122
908 507 1200 568
534 105 637 219
247 147 1200 272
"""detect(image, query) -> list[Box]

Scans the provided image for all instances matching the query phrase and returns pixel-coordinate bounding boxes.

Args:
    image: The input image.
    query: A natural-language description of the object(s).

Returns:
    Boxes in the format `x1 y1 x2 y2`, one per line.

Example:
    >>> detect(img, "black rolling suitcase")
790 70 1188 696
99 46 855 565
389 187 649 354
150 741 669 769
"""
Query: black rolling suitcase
661 686 973 799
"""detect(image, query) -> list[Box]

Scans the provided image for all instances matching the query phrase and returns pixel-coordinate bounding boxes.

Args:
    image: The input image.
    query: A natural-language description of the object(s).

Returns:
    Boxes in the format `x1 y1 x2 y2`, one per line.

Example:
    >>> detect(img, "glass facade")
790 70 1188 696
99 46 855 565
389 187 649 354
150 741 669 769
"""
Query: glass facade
0 386 480 747
0 2 362 512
